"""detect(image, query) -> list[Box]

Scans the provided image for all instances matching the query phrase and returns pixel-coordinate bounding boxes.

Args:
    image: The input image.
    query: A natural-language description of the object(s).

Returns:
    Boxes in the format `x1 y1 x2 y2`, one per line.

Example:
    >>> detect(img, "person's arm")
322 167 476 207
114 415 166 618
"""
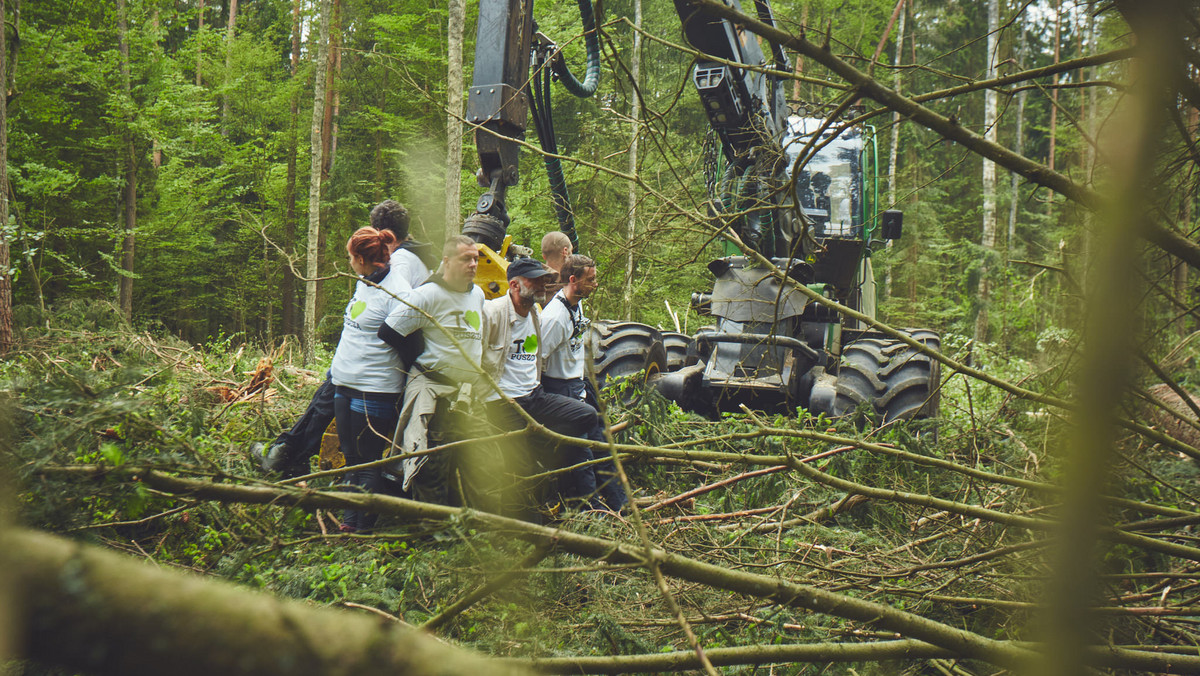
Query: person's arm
378 323 425 370
539 305 569 357
381 289 429 369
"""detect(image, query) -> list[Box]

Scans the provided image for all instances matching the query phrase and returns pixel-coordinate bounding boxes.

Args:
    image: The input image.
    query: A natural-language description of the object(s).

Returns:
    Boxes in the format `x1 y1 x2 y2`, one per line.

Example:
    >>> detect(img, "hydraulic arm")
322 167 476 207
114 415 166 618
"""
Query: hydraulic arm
461 0 599 255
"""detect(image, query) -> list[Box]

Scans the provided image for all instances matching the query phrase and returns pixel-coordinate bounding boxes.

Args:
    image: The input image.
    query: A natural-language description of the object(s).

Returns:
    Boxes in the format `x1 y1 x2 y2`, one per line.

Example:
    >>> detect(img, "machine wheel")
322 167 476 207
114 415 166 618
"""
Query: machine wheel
832 330 940 423
590 321 668 392
662 332 693 371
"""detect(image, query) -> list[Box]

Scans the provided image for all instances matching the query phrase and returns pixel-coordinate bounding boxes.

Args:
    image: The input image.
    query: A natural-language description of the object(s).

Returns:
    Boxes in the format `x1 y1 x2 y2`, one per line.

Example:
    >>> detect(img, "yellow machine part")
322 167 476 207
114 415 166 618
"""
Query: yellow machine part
475 236 512 300
318 418 345 471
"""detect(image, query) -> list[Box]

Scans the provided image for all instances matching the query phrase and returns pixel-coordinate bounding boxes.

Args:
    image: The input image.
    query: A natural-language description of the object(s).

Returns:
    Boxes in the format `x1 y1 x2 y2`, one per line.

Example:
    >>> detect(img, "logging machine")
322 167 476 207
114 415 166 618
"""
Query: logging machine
459 0 941 422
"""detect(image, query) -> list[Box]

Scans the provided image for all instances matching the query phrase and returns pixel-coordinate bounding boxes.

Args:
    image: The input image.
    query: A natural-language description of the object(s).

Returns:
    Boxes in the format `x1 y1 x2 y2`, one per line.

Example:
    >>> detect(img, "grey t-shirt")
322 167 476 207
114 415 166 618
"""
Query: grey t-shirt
489 306 539 401
384 278 485 385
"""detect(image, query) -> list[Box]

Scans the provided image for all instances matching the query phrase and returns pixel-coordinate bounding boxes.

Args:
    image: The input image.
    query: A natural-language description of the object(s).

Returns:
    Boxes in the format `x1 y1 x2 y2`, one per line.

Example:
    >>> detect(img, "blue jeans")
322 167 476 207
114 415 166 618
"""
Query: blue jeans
333 386 401 531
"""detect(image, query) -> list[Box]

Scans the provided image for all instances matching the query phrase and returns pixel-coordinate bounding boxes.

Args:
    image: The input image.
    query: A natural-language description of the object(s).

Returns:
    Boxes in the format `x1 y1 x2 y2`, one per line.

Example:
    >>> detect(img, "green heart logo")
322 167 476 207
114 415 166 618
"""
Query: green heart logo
464 310 481 330
523 334 538 354
349 301 367 319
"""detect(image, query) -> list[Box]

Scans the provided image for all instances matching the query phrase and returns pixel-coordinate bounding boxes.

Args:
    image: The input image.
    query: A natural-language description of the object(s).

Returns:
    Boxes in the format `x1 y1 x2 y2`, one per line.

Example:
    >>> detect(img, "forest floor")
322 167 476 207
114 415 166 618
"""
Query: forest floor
6 302 1200 675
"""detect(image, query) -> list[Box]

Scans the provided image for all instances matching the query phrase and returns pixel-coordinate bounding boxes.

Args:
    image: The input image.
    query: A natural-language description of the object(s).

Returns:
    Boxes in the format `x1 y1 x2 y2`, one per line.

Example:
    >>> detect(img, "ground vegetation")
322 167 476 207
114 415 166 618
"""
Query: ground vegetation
6 0 1200 674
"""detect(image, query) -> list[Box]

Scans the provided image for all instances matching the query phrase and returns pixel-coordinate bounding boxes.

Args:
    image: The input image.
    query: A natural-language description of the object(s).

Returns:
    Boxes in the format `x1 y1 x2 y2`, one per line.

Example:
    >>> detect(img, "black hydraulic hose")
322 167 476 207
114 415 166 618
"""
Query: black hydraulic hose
544 155 579 252
550 0 601 98
530 59 581 252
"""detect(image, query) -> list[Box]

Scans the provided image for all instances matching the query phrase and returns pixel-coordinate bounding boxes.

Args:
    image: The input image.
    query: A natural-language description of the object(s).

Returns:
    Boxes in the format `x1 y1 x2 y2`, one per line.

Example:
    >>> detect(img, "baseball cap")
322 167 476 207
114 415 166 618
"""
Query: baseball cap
507 257 553 281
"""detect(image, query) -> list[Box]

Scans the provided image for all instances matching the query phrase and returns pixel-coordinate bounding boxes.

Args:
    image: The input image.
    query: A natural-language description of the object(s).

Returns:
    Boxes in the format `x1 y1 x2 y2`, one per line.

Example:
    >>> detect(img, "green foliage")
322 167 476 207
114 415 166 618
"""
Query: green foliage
11 2 1200 672
7 293 1200 672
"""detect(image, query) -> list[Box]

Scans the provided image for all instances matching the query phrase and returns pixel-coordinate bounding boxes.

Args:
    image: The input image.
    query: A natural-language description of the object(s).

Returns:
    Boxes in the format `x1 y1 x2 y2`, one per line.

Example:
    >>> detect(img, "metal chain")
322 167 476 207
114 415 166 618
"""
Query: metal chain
702 128 720 202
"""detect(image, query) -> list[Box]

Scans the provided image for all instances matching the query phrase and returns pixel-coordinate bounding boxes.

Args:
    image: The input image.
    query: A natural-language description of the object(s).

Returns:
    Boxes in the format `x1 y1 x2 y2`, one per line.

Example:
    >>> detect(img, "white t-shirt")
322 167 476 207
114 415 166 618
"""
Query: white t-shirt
390 246 432 290
330 270 405 393
540 290 589 380
490 307 540 401
384 278 485 385
380 263 413 296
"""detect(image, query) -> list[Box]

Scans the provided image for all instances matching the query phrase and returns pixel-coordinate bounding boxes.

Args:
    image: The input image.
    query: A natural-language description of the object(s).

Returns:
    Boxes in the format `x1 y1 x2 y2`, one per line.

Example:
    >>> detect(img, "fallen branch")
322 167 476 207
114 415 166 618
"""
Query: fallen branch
39 465 1200 672
2 527 529 676
422 542 553 632
644 465 788 512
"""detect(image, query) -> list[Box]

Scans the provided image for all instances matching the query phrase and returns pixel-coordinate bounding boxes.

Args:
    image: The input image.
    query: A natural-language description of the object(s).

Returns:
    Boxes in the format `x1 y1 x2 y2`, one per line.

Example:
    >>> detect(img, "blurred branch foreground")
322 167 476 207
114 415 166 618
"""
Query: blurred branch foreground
8 471 1200 673
12 1 1200 674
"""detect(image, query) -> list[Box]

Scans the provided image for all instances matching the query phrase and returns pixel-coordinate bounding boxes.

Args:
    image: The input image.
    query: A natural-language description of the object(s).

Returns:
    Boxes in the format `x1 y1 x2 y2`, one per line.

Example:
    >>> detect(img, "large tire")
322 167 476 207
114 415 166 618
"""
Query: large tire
661 332 693 371
590 321 668 391
832 329 940 423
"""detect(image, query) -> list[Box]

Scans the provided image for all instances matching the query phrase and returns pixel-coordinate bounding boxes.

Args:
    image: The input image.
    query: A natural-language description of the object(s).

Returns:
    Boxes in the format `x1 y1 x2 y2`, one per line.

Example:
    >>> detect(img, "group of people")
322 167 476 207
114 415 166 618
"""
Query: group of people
252 200 626 532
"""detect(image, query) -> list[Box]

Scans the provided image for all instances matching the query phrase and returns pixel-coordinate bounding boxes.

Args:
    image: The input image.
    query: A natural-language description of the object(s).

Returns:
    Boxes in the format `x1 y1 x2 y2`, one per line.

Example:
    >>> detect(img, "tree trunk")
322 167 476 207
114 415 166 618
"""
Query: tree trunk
281 0 301 338
221 0 237 136
792 5 808 100
445 0 465 234
304 0 331 365
1036 5 1171 672
2 528 530 676
117 0 137 324
975 0 999 343
320 0 340 183
624 0 642 321
375 68 385 203
884 0 905 302
1179 104 1198 336
150 7 162 168
0 0 11 353
1009 25 1026 250
330 27 341 176
6 0 14 97
196 0 204 87
1049 0 1061 173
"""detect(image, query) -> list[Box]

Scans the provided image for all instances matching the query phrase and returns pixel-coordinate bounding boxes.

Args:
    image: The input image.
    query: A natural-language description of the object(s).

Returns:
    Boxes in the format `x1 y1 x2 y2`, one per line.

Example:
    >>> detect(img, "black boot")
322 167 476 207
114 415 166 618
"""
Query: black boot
339 469 366 533
251 441 309 479
356 468 382 533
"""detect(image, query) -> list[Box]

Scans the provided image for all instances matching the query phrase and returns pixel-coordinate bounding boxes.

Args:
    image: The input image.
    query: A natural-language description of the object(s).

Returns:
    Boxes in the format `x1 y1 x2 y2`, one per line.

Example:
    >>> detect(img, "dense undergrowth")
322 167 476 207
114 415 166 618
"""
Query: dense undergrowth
6 303 1200 675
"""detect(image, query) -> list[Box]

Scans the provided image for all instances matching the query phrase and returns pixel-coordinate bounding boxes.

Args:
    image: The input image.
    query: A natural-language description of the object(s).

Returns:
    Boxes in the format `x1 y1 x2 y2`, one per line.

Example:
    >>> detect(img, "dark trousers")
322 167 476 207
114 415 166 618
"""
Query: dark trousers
542 376 628 511
274 372 336 465
333 387 401 531
484 385 600 511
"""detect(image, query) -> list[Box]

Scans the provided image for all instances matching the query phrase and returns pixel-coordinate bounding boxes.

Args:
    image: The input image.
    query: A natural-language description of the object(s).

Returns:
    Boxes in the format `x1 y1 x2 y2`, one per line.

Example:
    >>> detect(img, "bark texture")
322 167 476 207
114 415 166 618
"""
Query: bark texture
445 0 464 234
303 0 331 364
0 0 11 352
1 528 530 676
118 0 136 322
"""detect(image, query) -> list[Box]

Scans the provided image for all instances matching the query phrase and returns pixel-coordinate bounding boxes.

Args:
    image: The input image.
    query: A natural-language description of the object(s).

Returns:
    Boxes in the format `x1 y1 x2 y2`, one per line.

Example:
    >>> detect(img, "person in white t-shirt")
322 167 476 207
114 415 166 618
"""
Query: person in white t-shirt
329 226 404 533
371 199 434 290
378 235 486 504
251 199 418 478
540 254 626 511
481 257 598 515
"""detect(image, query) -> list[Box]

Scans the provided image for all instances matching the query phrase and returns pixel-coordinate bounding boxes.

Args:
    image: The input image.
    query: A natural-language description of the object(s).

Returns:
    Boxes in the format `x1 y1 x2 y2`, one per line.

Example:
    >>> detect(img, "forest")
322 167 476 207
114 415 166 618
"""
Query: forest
6 0 1200 674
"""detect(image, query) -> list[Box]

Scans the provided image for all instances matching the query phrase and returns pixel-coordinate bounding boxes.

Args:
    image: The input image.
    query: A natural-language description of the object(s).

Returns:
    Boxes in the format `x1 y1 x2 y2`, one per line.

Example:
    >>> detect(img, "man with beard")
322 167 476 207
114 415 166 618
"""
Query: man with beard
480 258 597 516
540 254 627 512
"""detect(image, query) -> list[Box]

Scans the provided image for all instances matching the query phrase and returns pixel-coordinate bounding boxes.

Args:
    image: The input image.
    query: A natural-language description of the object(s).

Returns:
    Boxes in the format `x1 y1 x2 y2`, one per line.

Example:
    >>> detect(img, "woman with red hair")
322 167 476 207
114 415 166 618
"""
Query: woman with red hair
329 226 403 532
